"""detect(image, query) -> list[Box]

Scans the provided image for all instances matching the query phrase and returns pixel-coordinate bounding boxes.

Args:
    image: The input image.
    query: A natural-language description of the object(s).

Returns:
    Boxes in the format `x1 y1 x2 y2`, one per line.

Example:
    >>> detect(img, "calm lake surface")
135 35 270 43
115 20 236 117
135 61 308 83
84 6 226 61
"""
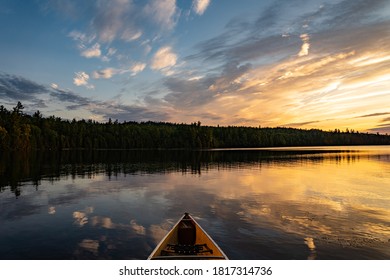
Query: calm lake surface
1 146 390 260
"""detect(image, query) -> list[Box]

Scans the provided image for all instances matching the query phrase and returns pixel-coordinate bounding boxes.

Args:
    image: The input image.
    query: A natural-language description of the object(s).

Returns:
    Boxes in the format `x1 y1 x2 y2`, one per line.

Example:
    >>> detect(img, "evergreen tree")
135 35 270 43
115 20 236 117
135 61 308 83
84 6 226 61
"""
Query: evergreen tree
0 101 390 151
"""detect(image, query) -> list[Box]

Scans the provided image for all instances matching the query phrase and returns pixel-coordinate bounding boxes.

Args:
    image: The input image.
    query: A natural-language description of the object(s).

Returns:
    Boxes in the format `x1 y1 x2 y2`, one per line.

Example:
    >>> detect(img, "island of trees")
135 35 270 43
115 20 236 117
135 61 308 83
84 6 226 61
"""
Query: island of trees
1 102 389 151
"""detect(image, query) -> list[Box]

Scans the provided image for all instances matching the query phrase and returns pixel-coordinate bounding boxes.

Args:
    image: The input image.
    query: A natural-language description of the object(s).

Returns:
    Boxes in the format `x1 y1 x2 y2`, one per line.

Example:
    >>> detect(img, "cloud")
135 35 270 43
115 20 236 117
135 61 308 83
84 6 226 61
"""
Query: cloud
50 87 92 109
162 61 252 112
143 43 152 55
121 29 142 42
130 62 146 76
73 72 94 89
40 0 94 21
191 26 298 65
90 102 169 123
81 43 101 58
0 72 48 103
169 0 390 127
107 48 117 56
65 1 144 66
48 206 56 215
151 46 177 72
164 76 213 108
92 0 133 43
319 0 389 29
64 0 178 46
93 63 146 79
368 124 390 134
50 82 167 121
0 72 46 96
192 0 210 15
283 121 320 127
77 239 99 255
68 30 96 52
160 16 389 128
73 211 89 226
73 207 94 227
50 83 59 89
69 31 106 60
208 61 252 93
298 34 310 56
130 220 146 235
101 47 117 62
91 216 115 229
4 1 390 132
0 72 168 123
144 0 178 30
68 30 95 44
0 72 95 112
382 117 390 122
190 0 390 65
356 112 390 118
92 68 118 79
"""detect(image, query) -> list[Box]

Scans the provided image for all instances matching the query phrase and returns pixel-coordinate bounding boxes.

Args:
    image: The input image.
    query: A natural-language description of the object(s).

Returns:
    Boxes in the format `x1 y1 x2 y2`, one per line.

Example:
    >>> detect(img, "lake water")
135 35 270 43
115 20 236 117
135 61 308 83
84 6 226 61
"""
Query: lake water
1 146 390 260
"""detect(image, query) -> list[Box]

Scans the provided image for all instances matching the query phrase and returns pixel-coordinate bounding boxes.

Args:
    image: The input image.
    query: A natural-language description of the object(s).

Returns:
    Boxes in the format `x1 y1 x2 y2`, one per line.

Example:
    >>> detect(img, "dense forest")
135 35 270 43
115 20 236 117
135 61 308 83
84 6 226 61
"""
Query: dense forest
1 102 390 151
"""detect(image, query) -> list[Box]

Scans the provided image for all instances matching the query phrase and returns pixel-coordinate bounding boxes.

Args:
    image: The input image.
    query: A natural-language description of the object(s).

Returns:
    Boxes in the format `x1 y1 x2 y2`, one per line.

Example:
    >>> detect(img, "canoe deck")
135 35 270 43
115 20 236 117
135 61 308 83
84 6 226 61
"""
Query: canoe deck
148 213 228 260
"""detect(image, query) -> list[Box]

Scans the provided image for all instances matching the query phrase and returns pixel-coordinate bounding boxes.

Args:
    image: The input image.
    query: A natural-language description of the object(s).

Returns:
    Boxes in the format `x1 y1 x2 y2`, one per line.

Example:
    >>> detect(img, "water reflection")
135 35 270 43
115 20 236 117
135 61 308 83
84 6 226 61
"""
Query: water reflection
0 147 389 259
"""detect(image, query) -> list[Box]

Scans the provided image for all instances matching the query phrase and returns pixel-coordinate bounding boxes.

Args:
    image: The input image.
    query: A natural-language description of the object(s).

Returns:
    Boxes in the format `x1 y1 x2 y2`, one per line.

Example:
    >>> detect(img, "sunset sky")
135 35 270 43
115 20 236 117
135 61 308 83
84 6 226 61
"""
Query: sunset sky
1 0 389 133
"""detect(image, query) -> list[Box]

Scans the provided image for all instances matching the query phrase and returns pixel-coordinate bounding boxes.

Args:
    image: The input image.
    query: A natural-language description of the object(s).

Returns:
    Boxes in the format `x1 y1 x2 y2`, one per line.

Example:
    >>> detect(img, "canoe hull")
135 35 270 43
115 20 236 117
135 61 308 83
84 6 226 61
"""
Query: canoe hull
148 213 228 260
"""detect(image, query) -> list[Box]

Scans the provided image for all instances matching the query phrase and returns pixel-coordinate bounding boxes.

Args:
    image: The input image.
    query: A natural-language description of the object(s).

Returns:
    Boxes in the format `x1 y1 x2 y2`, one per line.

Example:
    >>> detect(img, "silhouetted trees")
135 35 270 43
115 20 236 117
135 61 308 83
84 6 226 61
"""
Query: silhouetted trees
0 102 390 151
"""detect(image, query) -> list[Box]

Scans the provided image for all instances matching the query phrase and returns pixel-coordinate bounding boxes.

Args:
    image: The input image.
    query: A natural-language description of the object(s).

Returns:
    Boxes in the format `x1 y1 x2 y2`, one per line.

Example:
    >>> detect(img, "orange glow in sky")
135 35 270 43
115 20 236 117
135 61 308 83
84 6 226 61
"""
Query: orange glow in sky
0 1 389 133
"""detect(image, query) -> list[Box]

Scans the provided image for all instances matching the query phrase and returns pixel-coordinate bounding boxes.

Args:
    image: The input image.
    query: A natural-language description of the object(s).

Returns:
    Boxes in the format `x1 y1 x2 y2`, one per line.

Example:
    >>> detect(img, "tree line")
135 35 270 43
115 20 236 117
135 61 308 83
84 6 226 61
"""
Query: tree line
1 102 389 151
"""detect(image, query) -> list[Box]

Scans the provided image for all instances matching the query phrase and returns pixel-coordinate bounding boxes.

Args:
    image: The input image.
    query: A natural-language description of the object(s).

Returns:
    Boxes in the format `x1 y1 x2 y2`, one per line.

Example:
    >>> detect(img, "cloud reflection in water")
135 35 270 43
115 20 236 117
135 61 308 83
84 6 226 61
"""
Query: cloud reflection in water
1 148 390 259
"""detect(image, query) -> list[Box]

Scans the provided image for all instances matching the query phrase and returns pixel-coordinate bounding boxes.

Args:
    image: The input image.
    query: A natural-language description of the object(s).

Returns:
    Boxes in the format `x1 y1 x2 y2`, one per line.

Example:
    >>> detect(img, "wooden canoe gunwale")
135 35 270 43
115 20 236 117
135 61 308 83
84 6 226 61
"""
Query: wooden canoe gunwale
148 213 228 260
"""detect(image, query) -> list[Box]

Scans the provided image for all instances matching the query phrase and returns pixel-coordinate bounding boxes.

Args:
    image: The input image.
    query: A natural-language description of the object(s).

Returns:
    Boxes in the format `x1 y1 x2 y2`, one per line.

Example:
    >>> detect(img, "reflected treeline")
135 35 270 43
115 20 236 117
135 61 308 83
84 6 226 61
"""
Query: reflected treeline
1 149 388 197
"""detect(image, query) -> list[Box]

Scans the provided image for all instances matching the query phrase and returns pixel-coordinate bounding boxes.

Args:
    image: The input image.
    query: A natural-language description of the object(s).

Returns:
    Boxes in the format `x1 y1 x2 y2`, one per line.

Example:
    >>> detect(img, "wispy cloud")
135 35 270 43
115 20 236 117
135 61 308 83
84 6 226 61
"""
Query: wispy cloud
92 0 134 43
93 62 146 79
68 30 95 46
161 61 252 111
382 117 390 122
73 72 94 89
121 29 142 42
89 102 169 123
81 43 101 58
192 0 210 15
298 34 310 56
65 1 143 66
0 72 47 101
51 87 92 110
2 0 390 133
101 48 117 62
92 68 118 79
50 83 59 89
144 0 178 30
158 0 390 129
0 72 168 122
69 31 105 60
0 72 49 110
356 112 390 118
0 72 92 112
130 62 146 76
51 85 167 122
151 46 177 73
283 121 320 127
367 124 390 134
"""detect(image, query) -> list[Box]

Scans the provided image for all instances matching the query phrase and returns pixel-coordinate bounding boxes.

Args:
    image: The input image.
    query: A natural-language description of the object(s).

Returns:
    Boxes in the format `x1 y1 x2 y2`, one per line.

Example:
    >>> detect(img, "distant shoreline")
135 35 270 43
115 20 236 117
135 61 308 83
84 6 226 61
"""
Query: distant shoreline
1 103 390 151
